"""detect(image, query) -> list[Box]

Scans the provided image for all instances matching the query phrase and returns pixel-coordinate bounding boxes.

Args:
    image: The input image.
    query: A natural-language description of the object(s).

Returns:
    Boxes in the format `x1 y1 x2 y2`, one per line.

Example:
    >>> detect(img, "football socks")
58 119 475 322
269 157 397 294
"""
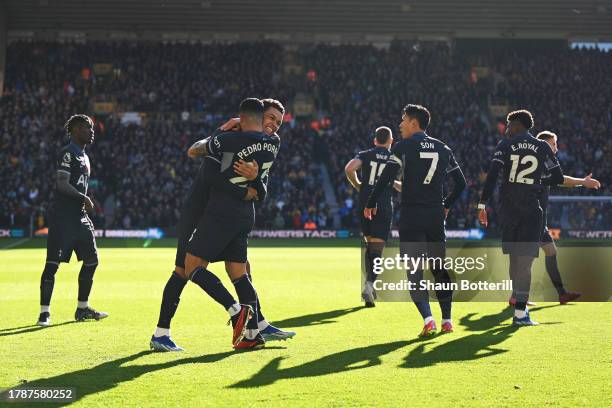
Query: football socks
157 271 187 329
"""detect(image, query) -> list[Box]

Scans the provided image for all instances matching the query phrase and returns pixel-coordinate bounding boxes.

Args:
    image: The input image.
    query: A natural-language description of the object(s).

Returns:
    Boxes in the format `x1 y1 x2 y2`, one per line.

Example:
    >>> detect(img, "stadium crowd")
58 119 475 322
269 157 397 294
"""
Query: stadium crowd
1 41 609 232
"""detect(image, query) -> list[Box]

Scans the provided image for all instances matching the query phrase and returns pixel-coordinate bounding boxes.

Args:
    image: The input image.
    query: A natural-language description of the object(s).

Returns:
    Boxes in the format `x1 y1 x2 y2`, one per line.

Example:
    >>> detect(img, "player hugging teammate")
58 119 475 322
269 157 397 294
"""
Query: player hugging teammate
151 98 295 352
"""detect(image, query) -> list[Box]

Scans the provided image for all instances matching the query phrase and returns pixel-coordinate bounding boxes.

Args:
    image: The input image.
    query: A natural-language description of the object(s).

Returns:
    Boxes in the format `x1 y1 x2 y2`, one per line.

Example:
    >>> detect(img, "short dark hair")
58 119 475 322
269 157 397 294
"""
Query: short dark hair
239 98 264 118
402 104 430 130
536 131 557 141
64 114 92 135
262 98 285 116
507 109 534 130
374 126 392 144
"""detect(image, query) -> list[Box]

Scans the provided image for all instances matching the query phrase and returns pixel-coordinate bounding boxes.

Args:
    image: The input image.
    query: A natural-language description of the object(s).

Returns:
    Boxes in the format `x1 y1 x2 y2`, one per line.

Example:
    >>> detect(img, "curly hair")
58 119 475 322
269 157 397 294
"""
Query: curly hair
64 114 92 135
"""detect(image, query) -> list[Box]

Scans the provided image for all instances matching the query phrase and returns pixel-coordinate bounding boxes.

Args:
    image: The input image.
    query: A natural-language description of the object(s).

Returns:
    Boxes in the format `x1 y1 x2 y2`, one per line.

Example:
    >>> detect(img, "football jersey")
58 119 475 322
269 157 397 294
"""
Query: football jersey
491 132 560 210
54 142 91 216
182 128 225 212
356 146 393 210
204 130 280 220
186 129 278 212
387 132 460 208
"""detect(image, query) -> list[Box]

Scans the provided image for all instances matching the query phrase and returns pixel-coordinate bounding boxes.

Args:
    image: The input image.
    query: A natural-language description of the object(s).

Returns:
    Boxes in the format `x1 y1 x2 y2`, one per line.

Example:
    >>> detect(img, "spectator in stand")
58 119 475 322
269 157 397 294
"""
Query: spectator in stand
304 219 317 230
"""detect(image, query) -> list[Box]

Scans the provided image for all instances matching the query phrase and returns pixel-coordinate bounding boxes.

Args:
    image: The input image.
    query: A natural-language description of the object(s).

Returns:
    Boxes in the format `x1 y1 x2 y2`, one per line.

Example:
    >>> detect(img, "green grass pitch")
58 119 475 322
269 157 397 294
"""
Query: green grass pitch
0 243 610 407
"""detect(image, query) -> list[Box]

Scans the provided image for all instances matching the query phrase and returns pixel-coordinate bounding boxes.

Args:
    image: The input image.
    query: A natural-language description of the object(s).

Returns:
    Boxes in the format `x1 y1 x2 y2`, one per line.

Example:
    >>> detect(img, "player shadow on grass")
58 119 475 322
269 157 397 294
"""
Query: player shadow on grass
460 304 566 332
270 306 366 328
7 350 238 405
459 307 515 331
400 325 519 368
0 321 77 338
229 339 417 388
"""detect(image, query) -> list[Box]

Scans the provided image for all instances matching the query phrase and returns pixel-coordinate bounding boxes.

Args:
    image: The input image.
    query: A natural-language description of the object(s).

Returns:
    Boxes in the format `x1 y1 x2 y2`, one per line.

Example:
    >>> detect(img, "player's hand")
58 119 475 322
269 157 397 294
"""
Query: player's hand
478 208 488 227
220 117 241 132
244 187 259 201
234 160 259 181
444 208 450 219
583 173 601 189
84 196 94 213
363 207 377 220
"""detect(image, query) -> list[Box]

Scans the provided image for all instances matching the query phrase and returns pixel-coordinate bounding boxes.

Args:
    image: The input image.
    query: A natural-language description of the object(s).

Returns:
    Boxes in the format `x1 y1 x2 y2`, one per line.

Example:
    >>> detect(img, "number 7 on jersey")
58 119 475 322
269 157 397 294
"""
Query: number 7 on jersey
419 152 439 184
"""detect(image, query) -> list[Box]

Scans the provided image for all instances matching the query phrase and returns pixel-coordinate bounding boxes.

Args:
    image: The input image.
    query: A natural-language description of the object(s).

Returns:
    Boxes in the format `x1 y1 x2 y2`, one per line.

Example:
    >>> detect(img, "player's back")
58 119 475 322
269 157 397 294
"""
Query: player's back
495 133 558 212
182 129 225 212
205 130 280 220
394 132 458 208
357 146 393 210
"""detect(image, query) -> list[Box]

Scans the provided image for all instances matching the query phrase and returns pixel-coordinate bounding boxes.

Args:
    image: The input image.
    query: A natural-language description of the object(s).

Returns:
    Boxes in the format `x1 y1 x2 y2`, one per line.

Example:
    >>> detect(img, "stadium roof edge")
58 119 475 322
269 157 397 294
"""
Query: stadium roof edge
4 0 612 41
7 30 612 44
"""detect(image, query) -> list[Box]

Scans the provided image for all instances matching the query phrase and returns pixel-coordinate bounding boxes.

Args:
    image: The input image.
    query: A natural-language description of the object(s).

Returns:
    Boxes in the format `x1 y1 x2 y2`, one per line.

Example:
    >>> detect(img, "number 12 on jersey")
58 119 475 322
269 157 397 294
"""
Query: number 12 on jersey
509 154 537 184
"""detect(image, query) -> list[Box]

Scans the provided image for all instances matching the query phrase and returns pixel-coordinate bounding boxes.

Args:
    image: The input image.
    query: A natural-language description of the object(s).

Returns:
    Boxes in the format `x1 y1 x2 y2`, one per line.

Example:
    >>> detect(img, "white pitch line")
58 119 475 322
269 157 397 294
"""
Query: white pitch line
0 238 31 250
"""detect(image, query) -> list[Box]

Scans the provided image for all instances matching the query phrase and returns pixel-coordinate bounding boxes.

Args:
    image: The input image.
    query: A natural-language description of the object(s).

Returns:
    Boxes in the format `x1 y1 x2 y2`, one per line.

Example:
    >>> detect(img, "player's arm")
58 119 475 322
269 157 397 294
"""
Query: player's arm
187 129 224 159
187 138 210 159
234 160 269 201
219 117 241 132
442 150 467 214
393 180 402 192
443 168 467 214
56 151 93 212
252 156 278 203
202 159 258 201
247 158 272 203
477 161 501 227
556 174 601 189
250 173 269 202
56 170 85 201
540 144 564 187
344 158 362 192
477 144 505 227
364 154 401 219
56 170 94 211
